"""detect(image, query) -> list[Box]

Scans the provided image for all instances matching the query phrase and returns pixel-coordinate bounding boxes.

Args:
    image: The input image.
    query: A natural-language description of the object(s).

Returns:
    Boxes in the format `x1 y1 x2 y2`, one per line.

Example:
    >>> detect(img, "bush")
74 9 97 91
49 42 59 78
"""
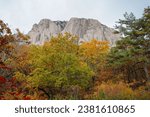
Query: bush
92 82 150 100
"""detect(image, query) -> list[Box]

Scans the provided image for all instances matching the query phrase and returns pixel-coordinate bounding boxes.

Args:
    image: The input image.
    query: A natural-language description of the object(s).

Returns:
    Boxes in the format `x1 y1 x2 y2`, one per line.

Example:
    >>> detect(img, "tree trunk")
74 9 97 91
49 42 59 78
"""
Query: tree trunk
144 63 150 82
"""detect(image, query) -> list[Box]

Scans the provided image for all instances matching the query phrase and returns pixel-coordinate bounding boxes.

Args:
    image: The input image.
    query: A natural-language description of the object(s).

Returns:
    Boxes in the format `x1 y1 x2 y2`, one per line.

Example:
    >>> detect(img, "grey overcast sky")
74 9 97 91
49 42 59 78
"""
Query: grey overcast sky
0 0 149 33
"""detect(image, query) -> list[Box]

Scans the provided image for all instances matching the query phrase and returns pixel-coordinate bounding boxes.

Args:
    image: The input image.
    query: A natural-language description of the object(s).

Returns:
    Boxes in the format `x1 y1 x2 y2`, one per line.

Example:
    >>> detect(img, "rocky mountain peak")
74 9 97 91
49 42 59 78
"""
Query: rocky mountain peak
28 18 120 46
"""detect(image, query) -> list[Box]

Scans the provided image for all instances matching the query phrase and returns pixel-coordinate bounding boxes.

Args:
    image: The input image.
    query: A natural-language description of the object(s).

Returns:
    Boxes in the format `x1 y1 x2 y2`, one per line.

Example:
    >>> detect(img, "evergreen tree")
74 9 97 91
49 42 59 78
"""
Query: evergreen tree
108 6 150 83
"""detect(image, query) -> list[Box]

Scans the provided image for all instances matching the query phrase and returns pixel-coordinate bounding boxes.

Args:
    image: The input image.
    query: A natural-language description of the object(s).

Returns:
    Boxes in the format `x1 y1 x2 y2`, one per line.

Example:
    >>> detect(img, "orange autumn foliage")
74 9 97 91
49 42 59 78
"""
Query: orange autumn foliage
80 39 109 59
79 39 110 73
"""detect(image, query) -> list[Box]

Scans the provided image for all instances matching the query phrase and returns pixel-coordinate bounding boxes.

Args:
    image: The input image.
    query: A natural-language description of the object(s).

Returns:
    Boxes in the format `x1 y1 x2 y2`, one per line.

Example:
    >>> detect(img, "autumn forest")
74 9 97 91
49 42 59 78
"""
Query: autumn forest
0 7 150 100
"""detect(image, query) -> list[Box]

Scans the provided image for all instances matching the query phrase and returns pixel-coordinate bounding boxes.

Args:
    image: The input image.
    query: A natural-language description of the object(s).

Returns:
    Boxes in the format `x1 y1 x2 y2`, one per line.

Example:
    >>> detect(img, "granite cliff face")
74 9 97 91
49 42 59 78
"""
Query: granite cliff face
28 19 67 45
28 18 120 45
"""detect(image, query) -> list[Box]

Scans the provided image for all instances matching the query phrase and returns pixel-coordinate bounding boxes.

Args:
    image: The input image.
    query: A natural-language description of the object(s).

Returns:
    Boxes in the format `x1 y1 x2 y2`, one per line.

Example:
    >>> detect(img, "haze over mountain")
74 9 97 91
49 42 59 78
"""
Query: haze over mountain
28 17 120 46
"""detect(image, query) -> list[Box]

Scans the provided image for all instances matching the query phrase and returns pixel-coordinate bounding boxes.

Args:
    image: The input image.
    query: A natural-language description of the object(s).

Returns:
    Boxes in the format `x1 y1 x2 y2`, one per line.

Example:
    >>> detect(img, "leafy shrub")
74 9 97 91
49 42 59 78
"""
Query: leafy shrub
93 82 150 100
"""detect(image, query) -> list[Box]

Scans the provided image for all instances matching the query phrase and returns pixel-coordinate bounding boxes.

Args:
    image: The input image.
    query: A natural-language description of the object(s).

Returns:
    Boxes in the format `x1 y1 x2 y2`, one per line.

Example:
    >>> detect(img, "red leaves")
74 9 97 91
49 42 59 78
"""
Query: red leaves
0 76 33 100
23 96 31 100
8 77 16 83
0 65 11 70
0 76 6 84
8 92 15 95
0 65 12 84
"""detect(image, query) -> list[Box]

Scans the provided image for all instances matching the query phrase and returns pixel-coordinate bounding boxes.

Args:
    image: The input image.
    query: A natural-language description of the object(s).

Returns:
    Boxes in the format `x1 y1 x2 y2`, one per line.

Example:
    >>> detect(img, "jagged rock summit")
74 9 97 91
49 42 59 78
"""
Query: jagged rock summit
28 17 120 46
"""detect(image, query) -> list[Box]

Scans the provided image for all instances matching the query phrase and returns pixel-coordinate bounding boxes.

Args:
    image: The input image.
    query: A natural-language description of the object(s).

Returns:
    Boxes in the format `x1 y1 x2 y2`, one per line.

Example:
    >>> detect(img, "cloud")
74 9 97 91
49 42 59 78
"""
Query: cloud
0 0 149 33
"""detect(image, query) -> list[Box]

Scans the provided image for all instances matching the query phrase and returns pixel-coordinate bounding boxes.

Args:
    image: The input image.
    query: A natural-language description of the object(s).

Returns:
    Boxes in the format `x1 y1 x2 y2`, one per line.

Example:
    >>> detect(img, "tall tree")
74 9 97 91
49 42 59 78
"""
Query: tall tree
79 39 109 74
0 19 29 78
0 20 14 66
108 6 150 83
15 33 94 99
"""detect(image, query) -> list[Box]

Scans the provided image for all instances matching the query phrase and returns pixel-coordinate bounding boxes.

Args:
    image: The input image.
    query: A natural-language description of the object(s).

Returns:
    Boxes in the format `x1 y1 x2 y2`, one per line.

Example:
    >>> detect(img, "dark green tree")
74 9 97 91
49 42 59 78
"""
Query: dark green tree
108 7 150 84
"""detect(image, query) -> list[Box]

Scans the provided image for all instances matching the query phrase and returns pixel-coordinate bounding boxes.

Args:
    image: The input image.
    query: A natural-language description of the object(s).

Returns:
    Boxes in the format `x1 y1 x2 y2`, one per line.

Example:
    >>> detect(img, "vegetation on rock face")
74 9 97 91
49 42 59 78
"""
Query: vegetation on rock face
0 6 150 100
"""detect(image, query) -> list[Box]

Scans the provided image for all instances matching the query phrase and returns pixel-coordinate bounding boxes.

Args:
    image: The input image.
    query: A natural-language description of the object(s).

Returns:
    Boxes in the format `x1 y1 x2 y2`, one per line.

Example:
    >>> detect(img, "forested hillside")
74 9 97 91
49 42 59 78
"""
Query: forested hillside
0 7 150 100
